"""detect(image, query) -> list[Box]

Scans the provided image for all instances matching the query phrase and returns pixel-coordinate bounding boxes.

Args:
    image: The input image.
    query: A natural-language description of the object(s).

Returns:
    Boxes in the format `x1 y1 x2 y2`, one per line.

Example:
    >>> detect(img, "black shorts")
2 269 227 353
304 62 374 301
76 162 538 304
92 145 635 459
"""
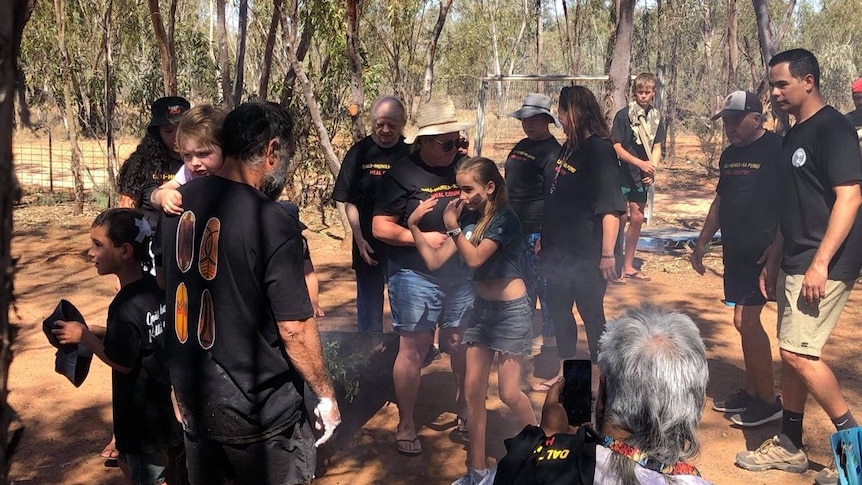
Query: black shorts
723 261 766 306
184 417 316 485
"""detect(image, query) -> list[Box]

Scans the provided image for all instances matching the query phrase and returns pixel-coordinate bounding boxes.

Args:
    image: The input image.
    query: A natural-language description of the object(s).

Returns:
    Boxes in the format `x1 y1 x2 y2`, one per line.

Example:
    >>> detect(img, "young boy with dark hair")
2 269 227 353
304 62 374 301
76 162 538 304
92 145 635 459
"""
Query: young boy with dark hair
52 208 184 485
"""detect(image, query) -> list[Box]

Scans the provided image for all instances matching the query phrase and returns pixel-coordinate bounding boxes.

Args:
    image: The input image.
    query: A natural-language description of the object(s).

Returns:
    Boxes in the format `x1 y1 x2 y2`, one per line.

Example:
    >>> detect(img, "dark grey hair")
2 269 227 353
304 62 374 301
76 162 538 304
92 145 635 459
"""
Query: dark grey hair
371 95 406 124
598 305 708 484
223 102 294 199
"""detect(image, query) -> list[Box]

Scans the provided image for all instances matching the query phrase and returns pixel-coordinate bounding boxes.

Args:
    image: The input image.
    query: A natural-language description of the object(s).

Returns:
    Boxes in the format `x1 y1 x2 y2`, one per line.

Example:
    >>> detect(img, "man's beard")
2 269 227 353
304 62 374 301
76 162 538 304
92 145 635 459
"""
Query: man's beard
262 156 289 200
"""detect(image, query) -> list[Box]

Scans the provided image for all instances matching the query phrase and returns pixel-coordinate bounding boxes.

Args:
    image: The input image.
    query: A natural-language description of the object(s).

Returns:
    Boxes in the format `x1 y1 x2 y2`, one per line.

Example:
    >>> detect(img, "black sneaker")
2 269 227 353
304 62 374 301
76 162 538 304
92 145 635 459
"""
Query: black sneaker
713 389 753 413
731 397 783 427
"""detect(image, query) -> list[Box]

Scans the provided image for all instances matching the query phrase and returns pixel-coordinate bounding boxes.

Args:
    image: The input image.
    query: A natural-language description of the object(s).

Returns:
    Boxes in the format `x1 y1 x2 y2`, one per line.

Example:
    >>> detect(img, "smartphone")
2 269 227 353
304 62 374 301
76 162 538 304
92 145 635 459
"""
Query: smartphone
560 359 592 426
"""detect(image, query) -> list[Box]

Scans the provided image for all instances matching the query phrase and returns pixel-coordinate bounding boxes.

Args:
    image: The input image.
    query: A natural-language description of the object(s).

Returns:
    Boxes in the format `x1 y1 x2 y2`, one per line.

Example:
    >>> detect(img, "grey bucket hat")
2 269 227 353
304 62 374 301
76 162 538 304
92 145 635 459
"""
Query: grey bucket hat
508 93 561 128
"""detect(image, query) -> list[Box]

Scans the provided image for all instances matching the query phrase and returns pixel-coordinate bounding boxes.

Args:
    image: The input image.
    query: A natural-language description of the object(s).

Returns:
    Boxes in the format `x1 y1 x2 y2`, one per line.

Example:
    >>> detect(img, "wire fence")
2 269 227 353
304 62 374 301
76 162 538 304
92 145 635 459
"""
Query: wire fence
13 133 139 193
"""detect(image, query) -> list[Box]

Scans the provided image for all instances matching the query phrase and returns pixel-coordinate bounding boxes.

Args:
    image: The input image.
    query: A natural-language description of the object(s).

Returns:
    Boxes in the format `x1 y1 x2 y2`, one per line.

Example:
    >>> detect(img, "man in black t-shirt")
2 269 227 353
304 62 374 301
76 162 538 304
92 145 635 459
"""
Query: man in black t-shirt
736 49 862 484
691 91 783 428
332 96 409 332
162 102 341 484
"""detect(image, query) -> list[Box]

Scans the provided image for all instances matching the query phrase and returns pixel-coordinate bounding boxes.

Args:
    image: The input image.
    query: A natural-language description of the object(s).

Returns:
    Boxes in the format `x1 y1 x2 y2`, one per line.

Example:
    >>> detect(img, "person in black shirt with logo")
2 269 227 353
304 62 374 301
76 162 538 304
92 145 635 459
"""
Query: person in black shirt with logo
536 86 626 389
504 93 561 356
691 91 783 428
736 49 862 485
373 98 474 457
332 95 410 332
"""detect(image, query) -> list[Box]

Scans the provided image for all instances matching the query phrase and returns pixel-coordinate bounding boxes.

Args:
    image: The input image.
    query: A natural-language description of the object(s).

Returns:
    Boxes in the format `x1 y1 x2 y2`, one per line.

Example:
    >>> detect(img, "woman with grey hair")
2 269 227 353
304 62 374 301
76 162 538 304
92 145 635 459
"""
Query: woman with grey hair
490 305 711 485
595 305 710 484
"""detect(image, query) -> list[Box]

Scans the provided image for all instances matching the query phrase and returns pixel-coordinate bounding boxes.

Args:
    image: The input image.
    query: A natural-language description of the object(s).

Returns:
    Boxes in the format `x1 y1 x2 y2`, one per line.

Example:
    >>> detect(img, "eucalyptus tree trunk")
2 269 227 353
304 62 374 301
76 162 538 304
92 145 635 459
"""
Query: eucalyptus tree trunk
216 0 231 105
725 0 739 92
55 0 85 214
147 0 178 95
346 0 365 143
259 0 284 100
233 0 248 107
604 0 635 119
1 0 31 479
281 0 341 177
752 0 796 134
421 0 454 103
104 0 119 206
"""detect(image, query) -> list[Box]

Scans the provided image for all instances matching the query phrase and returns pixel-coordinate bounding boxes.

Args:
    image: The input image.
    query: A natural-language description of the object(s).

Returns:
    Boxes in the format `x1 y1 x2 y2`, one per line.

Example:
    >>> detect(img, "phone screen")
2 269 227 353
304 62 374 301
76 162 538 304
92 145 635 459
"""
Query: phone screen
561 359 592 426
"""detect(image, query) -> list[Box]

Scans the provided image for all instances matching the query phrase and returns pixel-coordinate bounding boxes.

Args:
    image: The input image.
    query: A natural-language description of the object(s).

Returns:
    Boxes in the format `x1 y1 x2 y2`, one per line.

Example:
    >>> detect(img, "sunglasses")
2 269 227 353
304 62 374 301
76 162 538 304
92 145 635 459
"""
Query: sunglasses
434 139 457 152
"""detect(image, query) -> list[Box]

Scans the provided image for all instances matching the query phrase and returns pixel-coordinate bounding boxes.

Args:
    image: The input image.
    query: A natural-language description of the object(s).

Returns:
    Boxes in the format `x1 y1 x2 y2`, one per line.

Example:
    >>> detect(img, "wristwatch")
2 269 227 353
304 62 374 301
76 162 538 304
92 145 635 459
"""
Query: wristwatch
446 227 462 238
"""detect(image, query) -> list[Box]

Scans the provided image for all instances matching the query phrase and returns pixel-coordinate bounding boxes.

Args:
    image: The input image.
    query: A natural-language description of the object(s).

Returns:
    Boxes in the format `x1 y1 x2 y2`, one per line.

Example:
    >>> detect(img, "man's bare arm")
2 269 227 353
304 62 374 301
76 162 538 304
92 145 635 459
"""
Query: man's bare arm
278 317 335 399
802 182 862 303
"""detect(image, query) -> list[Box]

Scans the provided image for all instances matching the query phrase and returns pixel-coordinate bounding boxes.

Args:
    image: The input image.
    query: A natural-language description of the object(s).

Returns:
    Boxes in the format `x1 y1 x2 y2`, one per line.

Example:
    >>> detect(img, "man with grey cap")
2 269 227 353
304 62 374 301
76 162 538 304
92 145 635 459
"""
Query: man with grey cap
504 93 561 361
690 90 783 427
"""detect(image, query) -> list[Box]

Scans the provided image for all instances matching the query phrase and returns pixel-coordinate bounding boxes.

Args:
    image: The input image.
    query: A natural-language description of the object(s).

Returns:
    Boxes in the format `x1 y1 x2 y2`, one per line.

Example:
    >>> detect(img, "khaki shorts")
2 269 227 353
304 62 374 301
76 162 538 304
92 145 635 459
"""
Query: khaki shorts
777 271 854 357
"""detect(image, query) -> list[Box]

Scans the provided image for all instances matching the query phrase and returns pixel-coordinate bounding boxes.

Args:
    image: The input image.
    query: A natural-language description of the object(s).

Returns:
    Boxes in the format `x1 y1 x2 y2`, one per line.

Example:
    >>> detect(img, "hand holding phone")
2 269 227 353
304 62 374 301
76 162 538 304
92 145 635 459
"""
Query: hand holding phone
560 359 592 426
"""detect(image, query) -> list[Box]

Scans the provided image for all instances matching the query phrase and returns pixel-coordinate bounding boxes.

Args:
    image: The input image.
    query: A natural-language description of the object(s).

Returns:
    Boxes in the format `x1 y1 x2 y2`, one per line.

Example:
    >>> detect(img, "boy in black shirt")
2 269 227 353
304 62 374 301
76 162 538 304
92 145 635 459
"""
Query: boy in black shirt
611 73 665 281
52 208 183 485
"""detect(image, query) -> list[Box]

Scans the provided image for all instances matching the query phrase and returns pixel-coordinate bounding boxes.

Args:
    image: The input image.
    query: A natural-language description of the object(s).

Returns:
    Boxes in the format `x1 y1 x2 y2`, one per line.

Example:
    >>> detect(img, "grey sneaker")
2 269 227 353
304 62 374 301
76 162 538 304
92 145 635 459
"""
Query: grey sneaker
735 436 808 473
713 389 753 413
814 459 838 485
451 468 491 485
731 397 783 427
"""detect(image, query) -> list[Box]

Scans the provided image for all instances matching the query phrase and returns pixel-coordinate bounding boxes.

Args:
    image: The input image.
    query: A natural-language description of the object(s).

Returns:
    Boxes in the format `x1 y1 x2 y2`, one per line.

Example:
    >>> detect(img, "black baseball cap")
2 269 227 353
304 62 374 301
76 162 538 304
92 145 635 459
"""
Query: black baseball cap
148 96 190 130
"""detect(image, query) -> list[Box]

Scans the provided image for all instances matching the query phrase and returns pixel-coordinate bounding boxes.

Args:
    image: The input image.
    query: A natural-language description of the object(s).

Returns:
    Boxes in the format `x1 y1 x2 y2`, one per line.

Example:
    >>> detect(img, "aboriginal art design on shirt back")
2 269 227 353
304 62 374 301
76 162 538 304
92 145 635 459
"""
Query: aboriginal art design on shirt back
198 289 215 350
199 218 220 280
173 211 220 350
175 283 188 344
176 211 195 272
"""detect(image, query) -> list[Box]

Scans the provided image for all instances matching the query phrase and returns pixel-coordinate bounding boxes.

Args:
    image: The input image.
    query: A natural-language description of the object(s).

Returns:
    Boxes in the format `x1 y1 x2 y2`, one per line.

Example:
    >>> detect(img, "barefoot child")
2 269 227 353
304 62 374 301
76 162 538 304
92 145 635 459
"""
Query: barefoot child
52 208 184 485
408 156 537 485
150 104 227 215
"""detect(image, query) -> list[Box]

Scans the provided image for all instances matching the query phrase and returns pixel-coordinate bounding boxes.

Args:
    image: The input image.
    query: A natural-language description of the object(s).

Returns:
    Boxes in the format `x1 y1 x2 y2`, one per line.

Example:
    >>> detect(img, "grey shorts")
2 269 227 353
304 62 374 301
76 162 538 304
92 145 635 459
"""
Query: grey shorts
463 295 532 356
777 271 853 357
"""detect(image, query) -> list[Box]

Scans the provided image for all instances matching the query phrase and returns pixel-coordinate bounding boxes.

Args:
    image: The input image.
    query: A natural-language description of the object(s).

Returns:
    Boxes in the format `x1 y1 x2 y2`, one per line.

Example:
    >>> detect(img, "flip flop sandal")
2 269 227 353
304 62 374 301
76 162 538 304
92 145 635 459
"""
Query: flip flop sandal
624 272 651 281
396 436 422 456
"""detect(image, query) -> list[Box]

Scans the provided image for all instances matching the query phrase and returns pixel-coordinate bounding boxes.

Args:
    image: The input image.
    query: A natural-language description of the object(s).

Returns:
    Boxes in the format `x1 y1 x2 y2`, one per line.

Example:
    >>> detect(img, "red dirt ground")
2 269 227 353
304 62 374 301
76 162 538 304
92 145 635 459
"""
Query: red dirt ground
7 147 861 485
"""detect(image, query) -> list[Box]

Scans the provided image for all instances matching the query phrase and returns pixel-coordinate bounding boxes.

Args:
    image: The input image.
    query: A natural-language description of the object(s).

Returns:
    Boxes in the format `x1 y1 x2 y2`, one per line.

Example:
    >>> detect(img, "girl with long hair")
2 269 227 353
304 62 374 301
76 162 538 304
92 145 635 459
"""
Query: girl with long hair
408 156 537 485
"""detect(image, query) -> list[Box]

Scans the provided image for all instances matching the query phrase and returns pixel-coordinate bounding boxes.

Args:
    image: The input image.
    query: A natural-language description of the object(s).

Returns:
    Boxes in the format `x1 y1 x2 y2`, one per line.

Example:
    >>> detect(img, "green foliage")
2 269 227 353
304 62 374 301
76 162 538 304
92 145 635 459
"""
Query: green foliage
323 340 370 403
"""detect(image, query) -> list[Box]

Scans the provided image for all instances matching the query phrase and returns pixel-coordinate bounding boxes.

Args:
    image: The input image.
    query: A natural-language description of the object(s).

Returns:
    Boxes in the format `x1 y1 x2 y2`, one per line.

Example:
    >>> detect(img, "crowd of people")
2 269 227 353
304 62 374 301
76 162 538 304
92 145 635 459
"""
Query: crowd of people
46 46 862 485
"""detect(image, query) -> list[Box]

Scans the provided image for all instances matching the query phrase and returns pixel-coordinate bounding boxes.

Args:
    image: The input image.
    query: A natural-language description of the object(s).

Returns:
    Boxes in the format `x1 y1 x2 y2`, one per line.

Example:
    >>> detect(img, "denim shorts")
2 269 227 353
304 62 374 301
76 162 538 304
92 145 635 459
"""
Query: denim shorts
388 267 474 333
463 295 532 356
120 450 168 485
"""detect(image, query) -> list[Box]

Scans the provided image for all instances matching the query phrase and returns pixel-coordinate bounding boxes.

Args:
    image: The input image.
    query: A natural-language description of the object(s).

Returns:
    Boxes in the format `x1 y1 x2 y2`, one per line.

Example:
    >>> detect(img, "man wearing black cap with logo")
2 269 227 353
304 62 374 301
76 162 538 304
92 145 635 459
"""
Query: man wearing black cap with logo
690 90 783 428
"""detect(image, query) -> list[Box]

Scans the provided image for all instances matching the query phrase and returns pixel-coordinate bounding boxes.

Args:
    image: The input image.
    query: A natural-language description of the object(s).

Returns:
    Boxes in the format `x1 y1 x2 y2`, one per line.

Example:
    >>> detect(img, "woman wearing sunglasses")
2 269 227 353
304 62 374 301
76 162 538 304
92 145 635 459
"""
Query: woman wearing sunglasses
535 86 626 389
372 98 475 457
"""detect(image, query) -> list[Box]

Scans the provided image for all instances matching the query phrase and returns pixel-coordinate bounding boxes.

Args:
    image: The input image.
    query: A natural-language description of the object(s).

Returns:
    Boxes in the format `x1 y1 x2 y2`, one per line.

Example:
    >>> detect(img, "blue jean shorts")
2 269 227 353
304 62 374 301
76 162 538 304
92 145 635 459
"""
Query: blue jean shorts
463 295 532 356
120 449 170 485
388 267 474 333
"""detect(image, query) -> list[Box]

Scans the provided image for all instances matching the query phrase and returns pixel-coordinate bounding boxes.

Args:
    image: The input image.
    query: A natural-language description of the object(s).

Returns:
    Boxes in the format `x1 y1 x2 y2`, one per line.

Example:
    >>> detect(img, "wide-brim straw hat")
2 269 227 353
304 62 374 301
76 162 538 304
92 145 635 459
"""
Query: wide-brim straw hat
405 98 474 144
508 93 561 128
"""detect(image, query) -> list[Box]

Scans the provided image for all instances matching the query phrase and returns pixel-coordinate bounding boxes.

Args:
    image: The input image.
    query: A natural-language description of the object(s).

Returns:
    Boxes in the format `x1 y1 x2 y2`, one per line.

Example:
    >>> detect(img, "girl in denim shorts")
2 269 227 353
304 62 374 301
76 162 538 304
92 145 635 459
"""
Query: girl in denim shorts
408 156 538 485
